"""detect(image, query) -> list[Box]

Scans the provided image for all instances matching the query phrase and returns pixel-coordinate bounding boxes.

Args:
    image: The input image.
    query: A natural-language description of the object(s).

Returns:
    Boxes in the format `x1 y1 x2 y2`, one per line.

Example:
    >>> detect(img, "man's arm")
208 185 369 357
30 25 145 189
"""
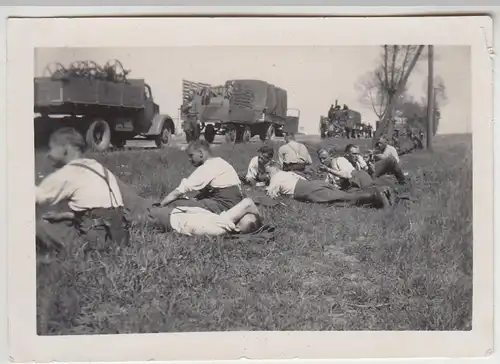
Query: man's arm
36 168 74 206
266 179 281 199
159 163 215 206
245 157 259 184
277 148 285 168
159 189 185 206
325 158 353 179
357 155 369 171
302 145 313 164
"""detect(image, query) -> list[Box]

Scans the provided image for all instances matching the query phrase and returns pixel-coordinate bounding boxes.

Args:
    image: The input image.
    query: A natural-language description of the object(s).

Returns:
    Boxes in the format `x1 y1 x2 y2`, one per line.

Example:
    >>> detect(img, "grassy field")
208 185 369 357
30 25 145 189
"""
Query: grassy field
36 134 473 334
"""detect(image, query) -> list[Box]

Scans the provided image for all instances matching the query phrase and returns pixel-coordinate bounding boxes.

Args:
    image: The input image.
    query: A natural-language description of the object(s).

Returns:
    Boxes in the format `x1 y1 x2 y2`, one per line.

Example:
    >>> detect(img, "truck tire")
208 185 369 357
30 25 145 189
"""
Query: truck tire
86 119 111 152
155 122 172 148
225 128 237 143
204 124 216 144
242 127 251 143
259 124 275 141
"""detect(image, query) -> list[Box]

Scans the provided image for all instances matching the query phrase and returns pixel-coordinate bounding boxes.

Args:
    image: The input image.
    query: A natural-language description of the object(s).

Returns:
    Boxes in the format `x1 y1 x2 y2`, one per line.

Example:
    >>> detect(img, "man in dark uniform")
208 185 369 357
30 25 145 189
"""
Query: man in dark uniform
181 91 201 142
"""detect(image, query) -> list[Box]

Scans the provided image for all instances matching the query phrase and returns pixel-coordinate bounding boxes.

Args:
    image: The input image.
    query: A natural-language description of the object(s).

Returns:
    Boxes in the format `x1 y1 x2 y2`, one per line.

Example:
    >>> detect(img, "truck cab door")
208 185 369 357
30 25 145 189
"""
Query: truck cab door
134 84 158 133
143 85 157 119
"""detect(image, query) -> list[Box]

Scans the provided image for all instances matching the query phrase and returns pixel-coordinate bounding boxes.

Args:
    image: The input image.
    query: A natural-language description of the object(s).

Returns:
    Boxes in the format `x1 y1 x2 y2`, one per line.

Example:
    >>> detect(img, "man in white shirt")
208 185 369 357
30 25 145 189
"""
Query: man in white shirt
277 133 313 172
240 145 274 186
264 161 391 209
371 136 406 184
36 127 130 252
149 197 263 237
157 140 243 214
317 147 374 191
318 142 406 189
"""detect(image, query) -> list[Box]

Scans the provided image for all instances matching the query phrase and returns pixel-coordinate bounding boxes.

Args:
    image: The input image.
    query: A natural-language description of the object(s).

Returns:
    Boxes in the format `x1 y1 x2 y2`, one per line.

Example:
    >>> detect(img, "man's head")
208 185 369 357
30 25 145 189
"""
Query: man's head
257 145 274 164
264 160 281 177
344 144 361 164
186 140 212 167
317 148 331 165
47 127 86 168
284 132 295 143
378 135 389 149
236 213 263 234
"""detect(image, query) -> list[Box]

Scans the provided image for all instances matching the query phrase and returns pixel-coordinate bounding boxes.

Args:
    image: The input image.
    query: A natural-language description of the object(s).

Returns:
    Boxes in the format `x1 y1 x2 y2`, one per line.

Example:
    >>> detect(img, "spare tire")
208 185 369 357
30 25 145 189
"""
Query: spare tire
86 119 111 152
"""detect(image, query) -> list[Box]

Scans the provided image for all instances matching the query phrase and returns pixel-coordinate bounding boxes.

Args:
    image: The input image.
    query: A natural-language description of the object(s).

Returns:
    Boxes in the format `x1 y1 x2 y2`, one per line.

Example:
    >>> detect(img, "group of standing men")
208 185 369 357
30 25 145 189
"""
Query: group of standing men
35 127 407 259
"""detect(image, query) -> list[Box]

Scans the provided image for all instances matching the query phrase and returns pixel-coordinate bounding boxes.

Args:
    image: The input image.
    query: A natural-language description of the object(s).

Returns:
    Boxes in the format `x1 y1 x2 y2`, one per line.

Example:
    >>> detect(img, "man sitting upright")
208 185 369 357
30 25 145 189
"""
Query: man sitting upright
264 161 391 209
156 140 243 214
371 136 406 184
36 127 130 252
277 132 312 172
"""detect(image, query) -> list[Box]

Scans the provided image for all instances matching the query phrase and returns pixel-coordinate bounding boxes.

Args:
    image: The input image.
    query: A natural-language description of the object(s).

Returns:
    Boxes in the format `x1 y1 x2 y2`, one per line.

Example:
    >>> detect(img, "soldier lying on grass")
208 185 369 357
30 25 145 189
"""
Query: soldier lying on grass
317 143 406 191
114 179 266 237
149 197 263 237
264 161 392 209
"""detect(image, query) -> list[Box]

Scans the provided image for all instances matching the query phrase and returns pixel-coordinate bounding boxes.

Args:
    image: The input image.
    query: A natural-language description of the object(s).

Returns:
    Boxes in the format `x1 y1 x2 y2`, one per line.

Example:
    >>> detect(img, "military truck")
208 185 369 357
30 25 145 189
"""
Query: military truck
180 79 300 144
34 61 176 151
320 100 362 139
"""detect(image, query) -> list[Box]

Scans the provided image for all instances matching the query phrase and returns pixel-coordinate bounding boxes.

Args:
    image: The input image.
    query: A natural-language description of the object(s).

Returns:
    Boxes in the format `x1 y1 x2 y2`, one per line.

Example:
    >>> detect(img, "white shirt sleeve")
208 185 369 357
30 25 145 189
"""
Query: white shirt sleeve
266 176 282 199
381 145 399 162
301 144 313 164
176 163 214 194
36 167 75 206
332 157 355 179
357 155 368 169
245 157 259 182
277 147 285 168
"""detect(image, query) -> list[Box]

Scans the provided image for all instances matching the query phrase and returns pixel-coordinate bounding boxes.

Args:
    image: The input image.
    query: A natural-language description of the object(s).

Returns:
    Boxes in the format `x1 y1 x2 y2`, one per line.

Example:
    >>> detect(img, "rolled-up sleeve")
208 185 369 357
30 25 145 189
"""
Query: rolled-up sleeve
332 158 355 179
277 148 286 167
301 145 312 164
176 164 213 194
357 156 367 169
266 179 281 199
245 157 259 182
36 169 73 206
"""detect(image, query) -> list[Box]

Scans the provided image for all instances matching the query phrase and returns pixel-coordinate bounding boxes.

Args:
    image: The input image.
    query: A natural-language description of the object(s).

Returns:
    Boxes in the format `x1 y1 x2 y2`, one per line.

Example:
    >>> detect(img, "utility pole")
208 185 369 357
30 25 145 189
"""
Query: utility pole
426 45 434 151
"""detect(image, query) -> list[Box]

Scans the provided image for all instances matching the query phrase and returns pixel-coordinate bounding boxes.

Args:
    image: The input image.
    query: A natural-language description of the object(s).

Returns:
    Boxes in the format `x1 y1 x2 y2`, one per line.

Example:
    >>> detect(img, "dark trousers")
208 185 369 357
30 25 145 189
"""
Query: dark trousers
168 185 243 214
371 156 406 183
283 163 307 172
36 207 130 252
293 179 381 207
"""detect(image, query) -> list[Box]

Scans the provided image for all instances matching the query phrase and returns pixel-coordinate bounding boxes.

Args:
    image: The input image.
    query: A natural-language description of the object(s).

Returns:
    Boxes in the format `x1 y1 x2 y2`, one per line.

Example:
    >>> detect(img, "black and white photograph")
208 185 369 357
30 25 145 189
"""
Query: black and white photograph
6 15 494 362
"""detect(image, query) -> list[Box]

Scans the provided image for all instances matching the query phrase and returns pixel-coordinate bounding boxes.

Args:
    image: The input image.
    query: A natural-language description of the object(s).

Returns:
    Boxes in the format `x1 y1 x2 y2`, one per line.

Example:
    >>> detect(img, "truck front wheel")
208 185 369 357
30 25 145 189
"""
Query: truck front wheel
155 122 172 148
86 119 111 152
204 124 216 144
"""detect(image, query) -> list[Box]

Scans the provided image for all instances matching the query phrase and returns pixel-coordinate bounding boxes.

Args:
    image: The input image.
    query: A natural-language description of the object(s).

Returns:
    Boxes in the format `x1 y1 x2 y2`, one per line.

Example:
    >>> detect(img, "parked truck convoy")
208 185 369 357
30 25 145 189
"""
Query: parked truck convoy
180 79 300 144
34 60 176 151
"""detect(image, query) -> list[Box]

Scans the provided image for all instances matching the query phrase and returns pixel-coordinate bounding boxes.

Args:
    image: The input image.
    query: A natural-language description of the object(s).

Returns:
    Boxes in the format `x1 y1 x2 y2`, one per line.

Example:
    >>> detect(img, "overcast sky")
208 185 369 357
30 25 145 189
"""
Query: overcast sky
35 46 470 135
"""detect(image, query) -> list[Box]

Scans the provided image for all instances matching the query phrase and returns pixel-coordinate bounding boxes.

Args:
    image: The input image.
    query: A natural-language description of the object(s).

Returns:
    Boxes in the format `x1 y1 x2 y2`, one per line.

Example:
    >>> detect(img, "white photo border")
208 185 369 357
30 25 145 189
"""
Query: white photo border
6 15 493 362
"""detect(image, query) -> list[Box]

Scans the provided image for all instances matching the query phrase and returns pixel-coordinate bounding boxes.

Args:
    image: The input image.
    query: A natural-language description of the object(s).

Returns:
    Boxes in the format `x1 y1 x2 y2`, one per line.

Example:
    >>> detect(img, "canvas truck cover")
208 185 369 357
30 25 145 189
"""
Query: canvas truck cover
265 84 287 119
228 80 288 123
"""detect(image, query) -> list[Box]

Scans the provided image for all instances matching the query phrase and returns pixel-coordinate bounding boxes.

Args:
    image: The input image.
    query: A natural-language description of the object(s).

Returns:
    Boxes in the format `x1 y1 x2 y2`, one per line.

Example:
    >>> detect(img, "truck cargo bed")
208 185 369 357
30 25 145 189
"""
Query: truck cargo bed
34 77 146 113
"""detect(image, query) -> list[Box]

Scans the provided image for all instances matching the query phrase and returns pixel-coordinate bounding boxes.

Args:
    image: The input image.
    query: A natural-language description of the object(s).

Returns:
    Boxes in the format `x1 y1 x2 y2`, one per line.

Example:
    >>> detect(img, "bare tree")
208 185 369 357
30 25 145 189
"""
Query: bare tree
356 45 425 146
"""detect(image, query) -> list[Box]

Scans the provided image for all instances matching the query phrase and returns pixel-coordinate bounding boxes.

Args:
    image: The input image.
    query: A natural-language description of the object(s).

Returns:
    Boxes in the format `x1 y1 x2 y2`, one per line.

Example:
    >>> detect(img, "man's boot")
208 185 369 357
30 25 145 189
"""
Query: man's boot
351 188 391 209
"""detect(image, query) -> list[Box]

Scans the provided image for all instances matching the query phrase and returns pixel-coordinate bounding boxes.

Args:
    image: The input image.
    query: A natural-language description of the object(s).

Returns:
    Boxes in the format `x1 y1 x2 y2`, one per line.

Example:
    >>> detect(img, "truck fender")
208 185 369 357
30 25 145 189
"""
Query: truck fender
145 114 176 136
